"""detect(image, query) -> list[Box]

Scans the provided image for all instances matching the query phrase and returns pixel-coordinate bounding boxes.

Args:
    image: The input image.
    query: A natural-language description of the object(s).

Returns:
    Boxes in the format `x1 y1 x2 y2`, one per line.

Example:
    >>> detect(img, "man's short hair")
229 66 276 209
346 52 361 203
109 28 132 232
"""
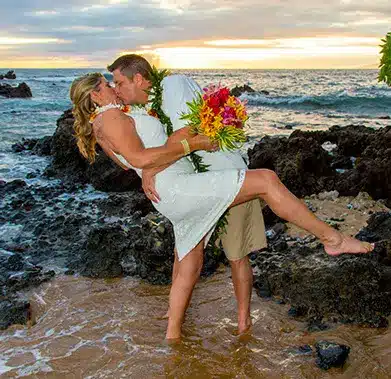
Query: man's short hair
107 54 152 80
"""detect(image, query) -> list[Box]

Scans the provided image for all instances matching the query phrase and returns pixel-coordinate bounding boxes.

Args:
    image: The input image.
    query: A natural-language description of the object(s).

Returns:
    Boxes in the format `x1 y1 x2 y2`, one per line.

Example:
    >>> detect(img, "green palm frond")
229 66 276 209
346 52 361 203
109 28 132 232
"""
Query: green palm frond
379 32 391 86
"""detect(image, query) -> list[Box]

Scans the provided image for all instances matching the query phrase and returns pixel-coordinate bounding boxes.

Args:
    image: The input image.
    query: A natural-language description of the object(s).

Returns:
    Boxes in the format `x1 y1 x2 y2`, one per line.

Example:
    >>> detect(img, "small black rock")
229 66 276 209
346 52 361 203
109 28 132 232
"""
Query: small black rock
315 340 350 370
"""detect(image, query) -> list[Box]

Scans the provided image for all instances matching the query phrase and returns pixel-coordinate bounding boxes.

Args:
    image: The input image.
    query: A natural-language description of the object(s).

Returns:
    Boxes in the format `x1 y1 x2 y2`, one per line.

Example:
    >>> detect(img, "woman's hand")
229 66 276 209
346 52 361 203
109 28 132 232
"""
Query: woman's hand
166 127 193 144
166 127 219 153
188 134 219 152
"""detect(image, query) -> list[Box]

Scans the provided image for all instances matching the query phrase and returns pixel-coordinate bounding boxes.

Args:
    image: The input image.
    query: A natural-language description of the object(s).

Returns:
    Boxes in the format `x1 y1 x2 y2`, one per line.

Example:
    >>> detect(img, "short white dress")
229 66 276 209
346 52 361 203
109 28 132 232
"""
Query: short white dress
112 108 246 261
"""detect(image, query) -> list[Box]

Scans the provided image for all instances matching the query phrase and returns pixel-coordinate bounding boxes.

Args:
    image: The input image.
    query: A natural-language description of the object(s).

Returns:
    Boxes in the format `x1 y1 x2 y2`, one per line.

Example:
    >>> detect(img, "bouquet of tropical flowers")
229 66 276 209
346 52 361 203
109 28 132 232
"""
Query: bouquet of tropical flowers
181 84 248 151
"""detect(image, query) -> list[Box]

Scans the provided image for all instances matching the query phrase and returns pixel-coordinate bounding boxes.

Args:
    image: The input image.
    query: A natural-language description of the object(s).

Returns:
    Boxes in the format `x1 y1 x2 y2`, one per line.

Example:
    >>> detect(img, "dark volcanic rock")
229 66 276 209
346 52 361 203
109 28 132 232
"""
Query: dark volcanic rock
0 82 32 98
249 134 335 198
0 70 16 80
44 109 141 192
12 136 52 156
120 213 226 285
315 341 350 370
252 212 391 327
0 299 30 330
356 212 391 243
249 125 391 201
74 225 127 278
230 85 269 97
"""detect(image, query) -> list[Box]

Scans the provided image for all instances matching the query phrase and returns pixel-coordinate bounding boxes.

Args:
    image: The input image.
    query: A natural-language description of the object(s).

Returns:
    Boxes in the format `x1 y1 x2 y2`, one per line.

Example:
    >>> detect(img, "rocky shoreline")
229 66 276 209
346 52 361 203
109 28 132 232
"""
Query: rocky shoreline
1 109 391 335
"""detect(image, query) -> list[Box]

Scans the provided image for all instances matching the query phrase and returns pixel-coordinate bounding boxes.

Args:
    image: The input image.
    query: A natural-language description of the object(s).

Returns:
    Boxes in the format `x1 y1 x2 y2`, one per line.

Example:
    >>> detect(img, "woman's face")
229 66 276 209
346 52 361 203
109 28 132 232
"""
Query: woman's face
91 77 119 106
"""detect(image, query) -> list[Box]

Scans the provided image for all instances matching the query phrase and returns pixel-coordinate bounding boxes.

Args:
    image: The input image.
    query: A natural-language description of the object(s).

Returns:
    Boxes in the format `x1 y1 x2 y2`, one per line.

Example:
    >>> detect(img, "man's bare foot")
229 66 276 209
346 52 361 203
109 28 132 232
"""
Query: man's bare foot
237 316 252 335
165 336 181 345
324 233 375 256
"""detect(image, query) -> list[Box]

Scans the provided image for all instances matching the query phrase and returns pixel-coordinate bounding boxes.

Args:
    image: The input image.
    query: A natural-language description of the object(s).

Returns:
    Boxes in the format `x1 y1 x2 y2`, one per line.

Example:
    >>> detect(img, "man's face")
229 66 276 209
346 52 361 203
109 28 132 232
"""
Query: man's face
112 69 149 105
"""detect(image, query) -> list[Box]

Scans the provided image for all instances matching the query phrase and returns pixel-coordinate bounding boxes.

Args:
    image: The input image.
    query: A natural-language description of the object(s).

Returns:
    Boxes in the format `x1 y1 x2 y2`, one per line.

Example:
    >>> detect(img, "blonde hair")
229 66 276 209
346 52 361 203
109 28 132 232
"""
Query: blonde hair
70 72 103 163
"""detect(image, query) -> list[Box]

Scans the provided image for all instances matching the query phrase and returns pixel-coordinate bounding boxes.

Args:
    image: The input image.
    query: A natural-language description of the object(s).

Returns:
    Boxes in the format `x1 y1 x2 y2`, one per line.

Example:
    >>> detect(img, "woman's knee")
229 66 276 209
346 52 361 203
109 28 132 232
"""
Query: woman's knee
178 248 203 278
252 169 280 196
258 169 279 183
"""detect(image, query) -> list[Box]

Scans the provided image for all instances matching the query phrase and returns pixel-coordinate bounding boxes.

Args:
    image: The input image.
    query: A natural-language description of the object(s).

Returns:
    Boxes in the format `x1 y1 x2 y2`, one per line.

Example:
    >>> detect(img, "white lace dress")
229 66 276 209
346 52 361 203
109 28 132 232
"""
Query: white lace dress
112 108 246 261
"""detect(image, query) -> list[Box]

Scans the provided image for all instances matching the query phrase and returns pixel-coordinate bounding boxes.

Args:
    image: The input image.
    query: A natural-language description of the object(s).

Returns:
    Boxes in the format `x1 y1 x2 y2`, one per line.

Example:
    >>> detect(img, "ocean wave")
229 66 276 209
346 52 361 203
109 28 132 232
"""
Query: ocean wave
29 76 78 83
243 92 391 112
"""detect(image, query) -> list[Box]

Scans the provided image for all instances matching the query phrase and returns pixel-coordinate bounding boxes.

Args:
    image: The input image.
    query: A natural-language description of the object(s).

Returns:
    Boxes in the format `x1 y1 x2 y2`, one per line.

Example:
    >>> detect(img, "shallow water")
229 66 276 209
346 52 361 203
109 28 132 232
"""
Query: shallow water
1 269 391 378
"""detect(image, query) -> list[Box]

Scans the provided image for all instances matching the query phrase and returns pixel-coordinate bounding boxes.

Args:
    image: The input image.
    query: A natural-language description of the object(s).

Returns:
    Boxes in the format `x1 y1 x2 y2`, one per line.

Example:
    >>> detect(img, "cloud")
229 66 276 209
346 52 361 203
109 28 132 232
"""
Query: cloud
0 0 388 67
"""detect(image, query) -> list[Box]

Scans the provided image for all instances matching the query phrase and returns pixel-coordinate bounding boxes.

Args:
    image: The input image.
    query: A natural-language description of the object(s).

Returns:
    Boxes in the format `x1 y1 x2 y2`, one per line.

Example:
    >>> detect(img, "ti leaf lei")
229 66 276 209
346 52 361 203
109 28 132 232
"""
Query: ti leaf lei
379 32 391 87
147 66 229 253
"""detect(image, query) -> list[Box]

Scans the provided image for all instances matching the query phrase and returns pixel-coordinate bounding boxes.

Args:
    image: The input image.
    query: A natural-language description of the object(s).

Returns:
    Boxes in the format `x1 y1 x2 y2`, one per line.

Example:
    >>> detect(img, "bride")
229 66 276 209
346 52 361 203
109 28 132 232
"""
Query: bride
70 73 374 340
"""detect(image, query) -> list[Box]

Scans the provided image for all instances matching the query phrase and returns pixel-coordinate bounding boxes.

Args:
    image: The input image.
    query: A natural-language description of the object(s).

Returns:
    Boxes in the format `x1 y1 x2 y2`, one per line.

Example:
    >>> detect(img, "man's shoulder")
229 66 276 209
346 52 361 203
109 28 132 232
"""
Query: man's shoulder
162 74 188 86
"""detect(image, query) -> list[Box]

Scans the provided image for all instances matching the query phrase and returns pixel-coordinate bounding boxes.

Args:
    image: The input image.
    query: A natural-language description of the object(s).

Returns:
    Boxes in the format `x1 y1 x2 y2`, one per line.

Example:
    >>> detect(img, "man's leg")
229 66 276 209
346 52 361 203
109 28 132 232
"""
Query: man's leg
166 239 204 340
230 256 253 334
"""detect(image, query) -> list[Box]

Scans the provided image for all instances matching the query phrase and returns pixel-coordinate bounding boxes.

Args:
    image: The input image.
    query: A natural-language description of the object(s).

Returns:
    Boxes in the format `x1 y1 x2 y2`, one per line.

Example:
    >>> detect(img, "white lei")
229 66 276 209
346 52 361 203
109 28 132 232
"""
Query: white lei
89 103 132 123
89 103 150 123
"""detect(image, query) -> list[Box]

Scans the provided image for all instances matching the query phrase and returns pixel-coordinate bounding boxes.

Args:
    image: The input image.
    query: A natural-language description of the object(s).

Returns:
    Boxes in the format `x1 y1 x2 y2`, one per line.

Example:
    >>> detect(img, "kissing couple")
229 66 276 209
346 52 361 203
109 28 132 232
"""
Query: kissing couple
70 54 374 341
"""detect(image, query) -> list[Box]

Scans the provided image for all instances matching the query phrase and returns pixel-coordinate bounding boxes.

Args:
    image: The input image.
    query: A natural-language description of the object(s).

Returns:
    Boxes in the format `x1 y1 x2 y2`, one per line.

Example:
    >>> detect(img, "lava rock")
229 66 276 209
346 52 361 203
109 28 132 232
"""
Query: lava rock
0 82 32 98
315 340 350 370
0 70 16 80
230 84 257 97
73 225 128 278
248 125 391 201
252 212 391 327
0 299 30 330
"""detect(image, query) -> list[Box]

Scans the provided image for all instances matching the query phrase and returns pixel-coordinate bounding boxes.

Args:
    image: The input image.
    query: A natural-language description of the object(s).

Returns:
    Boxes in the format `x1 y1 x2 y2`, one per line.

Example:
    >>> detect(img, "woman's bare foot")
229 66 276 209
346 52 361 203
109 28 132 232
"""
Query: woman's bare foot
324 233 375 256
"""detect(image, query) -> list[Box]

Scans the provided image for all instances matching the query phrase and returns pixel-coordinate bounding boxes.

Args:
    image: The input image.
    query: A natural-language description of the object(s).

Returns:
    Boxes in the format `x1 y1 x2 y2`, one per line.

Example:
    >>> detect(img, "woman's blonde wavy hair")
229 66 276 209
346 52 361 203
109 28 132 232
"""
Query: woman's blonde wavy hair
70 72 103 163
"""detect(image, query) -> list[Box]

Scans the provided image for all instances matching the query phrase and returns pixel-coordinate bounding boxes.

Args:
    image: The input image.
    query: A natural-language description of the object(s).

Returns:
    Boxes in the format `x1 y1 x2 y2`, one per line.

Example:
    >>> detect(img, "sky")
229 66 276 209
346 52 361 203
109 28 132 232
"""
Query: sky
1 0 390 69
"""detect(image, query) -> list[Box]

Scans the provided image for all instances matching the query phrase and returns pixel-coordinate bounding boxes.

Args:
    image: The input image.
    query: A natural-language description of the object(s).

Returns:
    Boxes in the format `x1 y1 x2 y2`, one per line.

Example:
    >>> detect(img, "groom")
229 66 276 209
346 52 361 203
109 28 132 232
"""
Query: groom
107 54 267 337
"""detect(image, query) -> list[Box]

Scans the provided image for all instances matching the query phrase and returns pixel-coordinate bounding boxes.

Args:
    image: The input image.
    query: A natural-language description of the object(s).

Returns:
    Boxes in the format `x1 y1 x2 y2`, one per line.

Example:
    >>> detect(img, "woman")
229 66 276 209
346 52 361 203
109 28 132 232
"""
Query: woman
70 72 374 340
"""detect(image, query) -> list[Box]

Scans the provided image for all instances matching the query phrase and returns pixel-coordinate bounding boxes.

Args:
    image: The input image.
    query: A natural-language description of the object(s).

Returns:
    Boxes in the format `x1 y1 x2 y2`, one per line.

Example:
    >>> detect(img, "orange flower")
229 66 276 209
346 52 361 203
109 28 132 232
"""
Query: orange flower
148 109 159 119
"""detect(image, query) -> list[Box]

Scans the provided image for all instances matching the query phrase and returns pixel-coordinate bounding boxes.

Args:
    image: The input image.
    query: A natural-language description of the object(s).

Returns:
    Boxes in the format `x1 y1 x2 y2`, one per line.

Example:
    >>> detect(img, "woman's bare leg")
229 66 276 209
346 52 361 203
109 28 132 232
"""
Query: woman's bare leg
166 239 204 340
231 169 374 255
164 249 180 318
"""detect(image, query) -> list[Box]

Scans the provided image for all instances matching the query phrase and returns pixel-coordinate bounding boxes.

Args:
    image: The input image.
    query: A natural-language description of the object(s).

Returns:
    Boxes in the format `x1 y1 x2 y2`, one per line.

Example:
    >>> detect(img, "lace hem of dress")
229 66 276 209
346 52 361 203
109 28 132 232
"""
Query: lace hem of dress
237 168 246 189
175 168 247 261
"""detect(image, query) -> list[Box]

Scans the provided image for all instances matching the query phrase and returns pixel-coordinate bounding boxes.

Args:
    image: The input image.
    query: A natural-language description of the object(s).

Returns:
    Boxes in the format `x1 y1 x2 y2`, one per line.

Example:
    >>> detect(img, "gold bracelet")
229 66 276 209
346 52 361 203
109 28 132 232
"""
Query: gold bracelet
180 139 191 156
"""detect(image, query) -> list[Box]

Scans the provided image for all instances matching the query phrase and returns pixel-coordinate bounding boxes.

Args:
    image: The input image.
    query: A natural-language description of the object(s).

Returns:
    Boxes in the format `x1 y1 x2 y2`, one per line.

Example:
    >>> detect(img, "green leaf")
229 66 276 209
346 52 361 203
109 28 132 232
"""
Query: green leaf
379 32 391 86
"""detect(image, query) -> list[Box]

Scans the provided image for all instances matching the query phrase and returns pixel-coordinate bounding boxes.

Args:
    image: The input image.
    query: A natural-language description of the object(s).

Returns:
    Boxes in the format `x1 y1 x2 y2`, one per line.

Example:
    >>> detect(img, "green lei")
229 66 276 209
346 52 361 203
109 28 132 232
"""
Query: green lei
379 32 391 86
147 66 229 253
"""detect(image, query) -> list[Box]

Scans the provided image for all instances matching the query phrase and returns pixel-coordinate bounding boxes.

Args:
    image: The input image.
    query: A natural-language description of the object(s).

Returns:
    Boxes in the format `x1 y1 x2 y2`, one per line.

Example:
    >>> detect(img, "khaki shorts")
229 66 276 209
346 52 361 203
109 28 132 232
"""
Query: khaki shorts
218 199 267 261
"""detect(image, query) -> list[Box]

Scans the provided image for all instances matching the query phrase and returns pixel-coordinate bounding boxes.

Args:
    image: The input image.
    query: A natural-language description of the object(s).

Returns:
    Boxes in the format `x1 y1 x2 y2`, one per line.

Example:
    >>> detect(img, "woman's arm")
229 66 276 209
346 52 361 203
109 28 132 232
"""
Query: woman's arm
100 142 130 170
98 109 214 169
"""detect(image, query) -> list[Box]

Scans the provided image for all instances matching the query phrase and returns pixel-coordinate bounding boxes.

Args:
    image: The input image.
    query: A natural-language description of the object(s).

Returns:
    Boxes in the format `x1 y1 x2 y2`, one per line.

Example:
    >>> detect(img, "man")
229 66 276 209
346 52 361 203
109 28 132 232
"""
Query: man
107 54 267 338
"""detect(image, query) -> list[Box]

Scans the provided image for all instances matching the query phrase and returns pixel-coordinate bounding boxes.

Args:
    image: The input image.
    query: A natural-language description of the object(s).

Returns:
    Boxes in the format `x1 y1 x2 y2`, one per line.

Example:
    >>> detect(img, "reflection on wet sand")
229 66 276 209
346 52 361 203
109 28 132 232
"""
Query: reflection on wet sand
1 267 391 378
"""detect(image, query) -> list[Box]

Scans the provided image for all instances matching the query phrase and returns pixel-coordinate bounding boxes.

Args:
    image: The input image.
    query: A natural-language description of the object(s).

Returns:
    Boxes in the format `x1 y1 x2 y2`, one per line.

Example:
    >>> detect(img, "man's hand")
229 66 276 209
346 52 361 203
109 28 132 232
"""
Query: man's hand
142 168 161 203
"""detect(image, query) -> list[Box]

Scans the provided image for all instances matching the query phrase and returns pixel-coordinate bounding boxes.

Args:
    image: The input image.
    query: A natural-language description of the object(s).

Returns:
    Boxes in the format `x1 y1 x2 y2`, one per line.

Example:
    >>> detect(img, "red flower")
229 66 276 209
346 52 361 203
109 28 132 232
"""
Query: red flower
208 95 220 108
217 87 230 103
212 107 221 115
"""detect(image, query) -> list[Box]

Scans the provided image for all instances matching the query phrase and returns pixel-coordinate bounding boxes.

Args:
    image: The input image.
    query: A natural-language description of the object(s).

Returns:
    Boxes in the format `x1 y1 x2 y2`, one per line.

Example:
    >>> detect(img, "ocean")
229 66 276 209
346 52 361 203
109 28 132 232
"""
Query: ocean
1 68 390 182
